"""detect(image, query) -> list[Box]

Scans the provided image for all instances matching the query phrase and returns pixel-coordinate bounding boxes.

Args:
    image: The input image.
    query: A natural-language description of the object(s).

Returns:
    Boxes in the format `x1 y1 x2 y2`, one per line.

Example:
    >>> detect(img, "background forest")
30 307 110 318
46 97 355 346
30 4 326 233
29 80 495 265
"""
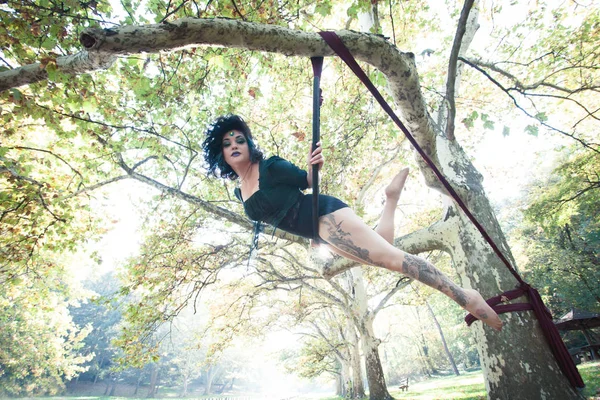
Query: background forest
1 0 598 398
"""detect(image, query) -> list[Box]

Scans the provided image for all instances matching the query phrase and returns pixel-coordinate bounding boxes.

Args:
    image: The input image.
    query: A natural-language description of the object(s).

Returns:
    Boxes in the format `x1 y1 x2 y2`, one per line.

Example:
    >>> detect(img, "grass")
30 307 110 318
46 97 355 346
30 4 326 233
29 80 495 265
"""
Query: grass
385 361 600 400
580 361 600 399
25 361 600 400
388 370 487 400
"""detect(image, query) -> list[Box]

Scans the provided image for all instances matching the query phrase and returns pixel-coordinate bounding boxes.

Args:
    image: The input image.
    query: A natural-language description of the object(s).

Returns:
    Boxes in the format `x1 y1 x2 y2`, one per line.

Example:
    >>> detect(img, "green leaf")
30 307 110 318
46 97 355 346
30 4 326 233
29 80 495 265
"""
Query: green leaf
525 125 539 136
315 2 332 17
502 126 510 137
10 88 22 101
41 38 57 50
535 112 548 122
461 110 478 129
347 4 359 18
483 120 495 130
82 101 95 114
45 63 58 81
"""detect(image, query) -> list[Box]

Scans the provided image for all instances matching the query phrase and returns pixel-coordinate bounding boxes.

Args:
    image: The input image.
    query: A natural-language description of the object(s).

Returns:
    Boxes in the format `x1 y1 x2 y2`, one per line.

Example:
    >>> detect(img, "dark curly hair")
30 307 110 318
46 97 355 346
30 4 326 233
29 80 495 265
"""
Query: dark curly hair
202 114 264 180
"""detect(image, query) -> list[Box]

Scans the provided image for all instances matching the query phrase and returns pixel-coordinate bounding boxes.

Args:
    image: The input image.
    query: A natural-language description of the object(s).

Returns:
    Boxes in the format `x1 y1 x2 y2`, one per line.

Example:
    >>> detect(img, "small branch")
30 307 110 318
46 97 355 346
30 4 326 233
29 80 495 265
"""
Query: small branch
10 146 84 183
61 175 131 200
459 57 599 153
230 0 246 20
372 277 411 316
0 162 66 222
553 180 600 207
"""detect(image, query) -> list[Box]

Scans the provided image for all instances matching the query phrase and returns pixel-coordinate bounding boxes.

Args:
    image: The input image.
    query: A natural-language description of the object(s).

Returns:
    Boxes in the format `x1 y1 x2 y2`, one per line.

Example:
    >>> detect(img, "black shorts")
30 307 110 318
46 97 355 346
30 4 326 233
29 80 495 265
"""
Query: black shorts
277 194 349 242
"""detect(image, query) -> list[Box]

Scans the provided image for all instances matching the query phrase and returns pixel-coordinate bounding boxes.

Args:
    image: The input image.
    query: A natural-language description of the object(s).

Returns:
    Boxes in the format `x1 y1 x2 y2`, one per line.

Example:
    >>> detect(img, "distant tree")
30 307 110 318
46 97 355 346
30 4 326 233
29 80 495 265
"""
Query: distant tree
0 264 91 396
70 272 122 385
520 148 600 314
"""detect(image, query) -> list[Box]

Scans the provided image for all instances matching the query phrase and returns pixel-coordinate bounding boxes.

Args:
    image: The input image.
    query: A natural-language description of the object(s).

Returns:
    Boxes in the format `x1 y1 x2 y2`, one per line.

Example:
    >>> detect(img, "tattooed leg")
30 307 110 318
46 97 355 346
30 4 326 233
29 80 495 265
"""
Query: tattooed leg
376 167 409 244
401 254 502 330
319 208 503 331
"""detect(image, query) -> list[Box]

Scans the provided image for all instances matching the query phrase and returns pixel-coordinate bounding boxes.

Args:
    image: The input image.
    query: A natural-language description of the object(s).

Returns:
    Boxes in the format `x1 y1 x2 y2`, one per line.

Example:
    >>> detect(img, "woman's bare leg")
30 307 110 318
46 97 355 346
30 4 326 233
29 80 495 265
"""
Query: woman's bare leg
319 208 503 331
324 168 409 261
376 167 409 244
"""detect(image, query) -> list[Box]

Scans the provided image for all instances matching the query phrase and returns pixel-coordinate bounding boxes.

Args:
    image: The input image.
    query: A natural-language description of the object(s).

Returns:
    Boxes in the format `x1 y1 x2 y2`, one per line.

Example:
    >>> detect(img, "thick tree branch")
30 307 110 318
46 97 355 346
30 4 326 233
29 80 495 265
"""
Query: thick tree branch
393 218 454 254
0 51 116 93
3 18 461 202
445 0 475 140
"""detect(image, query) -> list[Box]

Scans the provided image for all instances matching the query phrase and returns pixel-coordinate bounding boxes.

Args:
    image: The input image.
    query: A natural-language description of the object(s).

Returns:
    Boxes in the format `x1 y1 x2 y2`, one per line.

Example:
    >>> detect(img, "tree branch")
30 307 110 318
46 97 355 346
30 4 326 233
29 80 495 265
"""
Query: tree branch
459 56 599 153
372 277 411 316
393 218 454 254
465 58 600 124
0 51 116 93
445 0 475 140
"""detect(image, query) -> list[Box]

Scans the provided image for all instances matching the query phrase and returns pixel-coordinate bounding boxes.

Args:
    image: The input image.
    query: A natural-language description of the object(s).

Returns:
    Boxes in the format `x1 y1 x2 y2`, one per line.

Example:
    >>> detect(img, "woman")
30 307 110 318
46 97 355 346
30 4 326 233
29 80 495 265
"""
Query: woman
203 115 502 331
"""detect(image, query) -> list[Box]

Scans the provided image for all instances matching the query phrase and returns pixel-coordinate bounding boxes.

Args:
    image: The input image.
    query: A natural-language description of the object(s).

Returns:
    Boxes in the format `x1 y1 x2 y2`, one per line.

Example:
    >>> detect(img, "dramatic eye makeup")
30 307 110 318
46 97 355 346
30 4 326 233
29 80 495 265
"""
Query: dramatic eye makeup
222 135 246 148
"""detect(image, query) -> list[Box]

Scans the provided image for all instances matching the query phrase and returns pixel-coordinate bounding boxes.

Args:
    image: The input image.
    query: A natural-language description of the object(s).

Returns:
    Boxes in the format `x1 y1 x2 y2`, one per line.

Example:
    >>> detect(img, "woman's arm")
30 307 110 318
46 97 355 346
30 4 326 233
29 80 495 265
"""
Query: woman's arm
307 141 324 188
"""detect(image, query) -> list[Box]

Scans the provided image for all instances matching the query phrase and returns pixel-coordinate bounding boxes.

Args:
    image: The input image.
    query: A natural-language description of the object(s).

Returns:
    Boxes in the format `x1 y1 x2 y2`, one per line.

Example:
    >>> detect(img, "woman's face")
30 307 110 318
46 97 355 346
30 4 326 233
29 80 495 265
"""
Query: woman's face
221 130 249 166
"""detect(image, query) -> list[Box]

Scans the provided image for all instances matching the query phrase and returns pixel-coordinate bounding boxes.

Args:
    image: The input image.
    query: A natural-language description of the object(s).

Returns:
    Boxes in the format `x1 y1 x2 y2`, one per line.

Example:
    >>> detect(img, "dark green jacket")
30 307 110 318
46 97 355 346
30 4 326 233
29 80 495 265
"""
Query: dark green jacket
234 156 308 227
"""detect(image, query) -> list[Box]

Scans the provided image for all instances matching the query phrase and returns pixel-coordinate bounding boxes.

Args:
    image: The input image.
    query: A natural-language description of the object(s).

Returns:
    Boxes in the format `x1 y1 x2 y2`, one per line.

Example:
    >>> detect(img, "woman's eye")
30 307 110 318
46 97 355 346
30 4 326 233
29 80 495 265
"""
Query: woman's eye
223 142 231 148
236 138 246 144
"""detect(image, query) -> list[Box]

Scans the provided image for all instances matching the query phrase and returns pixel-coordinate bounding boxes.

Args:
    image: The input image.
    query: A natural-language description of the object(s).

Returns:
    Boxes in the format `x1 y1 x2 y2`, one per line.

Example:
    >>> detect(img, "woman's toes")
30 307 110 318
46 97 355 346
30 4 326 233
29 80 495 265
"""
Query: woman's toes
463 289 503 331
385 167 410 199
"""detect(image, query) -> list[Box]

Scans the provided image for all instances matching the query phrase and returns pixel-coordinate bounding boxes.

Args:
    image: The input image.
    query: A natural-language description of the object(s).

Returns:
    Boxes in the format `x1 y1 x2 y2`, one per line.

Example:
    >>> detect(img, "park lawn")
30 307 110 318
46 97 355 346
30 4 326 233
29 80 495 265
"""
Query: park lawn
24 362 600 400
389 370 486 400
387 361 600 400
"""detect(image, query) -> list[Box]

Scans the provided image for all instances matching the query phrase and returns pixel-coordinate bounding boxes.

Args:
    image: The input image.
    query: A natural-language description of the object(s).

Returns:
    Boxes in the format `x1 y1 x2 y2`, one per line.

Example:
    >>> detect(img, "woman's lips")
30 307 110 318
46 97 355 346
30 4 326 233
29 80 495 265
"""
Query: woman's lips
231 151 241 157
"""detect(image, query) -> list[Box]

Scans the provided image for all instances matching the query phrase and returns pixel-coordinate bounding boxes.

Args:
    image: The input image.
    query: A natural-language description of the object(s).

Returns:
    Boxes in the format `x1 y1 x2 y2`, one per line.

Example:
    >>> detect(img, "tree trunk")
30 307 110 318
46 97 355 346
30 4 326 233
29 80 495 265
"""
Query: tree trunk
425 300 459 376
109 379 118 396
147 364 158 398
362 327 393 400
93 356 103 385
426 136 583 399
351 268 392 400
347 315 366 399
134 370 142 395
181 376 188 396
335 372 343 397
204 367 214 395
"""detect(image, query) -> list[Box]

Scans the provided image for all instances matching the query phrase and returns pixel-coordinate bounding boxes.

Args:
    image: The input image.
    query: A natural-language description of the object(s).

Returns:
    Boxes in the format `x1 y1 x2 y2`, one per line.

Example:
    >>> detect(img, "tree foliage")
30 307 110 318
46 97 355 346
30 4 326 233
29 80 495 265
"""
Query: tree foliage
0 265 91 396
519 148 600 314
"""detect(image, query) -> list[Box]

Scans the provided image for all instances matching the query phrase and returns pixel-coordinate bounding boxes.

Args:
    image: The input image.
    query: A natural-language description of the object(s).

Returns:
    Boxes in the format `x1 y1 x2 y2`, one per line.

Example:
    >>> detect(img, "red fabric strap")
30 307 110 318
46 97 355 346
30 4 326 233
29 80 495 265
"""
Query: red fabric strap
318 31 584 389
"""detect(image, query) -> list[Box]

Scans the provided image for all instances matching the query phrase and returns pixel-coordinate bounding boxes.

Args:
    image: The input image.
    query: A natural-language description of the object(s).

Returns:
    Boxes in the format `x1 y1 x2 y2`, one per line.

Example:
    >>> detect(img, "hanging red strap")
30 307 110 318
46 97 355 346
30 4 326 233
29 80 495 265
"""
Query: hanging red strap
318 31 584 389
310 57 324 241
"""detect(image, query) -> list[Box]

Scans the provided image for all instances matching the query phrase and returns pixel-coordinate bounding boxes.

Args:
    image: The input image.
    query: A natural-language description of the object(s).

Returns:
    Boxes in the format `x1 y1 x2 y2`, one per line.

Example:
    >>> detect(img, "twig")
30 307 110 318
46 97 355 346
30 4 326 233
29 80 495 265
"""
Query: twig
459 57 599 153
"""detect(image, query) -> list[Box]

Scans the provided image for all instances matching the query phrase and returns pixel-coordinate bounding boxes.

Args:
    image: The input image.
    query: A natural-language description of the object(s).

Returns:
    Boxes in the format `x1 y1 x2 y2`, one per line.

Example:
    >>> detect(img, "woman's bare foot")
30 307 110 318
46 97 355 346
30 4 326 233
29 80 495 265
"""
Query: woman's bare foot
384 167 410 201
463 289 503 331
